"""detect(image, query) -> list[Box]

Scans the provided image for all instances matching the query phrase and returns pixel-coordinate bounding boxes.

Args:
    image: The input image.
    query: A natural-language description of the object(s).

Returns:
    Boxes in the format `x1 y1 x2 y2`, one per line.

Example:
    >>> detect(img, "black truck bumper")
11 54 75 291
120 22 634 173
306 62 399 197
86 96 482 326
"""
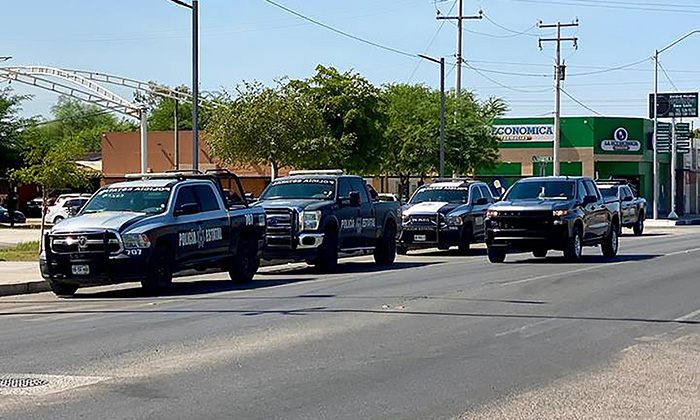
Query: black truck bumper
486 223 571 251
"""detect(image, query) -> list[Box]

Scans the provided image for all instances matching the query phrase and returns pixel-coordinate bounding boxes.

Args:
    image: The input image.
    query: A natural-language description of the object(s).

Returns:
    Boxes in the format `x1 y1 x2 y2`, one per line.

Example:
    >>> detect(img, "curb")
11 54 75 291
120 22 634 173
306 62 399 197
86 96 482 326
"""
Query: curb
0 280 51 297
646 218 700 227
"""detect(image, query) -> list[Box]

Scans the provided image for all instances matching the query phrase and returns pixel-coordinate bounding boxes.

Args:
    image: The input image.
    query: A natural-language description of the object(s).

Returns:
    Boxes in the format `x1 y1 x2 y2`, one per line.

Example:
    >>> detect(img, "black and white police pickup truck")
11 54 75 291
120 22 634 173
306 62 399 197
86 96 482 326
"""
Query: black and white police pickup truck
253 170 401 272
597 180 646 236
398 180 495 254
40 172 265 296
485 176 621 263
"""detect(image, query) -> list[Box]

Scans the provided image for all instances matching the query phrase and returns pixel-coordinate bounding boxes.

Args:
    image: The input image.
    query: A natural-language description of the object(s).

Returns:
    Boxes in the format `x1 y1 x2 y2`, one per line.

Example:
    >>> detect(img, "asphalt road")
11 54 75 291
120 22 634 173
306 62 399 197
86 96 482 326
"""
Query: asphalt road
0 227 699 419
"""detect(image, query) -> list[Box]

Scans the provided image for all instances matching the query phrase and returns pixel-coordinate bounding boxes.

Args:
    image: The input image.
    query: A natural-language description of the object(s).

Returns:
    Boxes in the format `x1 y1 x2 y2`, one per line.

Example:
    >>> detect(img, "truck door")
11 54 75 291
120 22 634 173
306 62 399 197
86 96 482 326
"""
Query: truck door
620 186 634 225
351 178 376 247
173 185 203 265
337 178 361 249
583 180 608 239
193 184 230 260
468 186 486 238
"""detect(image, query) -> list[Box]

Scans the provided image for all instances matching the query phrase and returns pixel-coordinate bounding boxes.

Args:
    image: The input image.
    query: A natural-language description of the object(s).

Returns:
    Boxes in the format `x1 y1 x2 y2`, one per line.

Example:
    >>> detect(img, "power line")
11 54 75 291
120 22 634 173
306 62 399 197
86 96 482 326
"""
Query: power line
568 56 652 76
408 0 458 82
657 61 680 91
503 0 700 14
460 60 553 92
261 0 416 58
482 14 542 37
561 88 603 115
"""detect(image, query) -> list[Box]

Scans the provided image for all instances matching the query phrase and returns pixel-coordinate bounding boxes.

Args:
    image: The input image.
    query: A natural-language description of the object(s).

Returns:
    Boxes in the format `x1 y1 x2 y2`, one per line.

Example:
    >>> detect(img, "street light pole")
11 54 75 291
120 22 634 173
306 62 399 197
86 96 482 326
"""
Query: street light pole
653 30 700 219
418 54 446 178
167 0 199 172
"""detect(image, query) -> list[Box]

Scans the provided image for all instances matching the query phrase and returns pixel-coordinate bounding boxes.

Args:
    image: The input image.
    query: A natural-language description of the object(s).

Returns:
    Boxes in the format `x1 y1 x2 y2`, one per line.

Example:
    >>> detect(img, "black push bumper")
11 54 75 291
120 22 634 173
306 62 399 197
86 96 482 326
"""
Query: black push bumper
486 221 571 251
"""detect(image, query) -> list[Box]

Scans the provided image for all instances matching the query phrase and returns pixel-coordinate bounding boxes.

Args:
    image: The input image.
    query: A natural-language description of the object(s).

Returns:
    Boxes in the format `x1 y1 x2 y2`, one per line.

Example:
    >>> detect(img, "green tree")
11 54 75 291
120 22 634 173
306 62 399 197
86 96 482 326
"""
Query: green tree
48 97 137 153
380 83 439 199
288 65 386 174
0 87 32 179
205 81 326 179
12 124 91 240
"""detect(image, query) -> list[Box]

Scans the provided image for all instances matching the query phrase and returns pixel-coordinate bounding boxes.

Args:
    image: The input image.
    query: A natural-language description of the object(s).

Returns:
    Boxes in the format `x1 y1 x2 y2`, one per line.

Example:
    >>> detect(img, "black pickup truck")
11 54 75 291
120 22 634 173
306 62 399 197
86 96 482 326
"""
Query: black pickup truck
40 172 266 296
253 171 401 272
485 176 621 262
597 181 646 236
398 180 495 254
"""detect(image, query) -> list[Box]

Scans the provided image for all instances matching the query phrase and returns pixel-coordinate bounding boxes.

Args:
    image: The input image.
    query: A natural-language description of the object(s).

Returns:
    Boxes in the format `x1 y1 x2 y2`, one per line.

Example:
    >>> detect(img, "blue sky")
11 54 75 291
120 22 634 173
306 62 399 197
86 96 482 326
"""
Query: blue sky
2 0 700 124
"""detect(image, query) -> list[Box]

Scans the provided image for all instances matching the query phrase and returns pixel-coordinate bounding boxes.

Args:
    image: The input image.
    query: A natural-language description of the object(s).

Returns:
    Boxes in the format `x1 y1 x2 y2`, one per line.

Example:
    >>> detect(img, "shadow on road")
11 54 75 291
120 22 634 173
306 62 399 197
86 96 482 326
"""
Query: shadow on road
71 277 317 299
508 254 661 265
620 232 667 238
411 248 487 257
258 261 440 276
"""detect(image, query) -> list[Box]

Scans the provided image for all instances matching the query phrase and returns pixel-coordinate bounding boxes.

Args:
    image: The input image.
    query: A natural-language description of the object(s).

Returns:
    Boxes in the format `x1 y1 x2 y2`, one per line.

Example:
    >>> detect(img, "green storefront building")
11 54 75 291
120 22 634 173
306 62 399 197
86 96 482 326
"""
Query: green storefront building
478 116 672 213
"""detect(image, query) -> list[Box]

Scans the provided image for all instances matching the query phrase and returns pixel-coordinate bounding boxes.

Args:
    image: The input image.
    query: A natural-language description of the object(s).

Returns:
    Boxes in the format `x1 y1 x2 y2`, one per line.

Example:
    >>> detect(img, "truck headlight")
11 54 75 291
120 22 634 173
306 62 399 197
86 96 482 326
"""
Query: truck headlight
486 209 499 218
299 211 321 231
122 233 151 249
552 209 569 217
446 216 463 226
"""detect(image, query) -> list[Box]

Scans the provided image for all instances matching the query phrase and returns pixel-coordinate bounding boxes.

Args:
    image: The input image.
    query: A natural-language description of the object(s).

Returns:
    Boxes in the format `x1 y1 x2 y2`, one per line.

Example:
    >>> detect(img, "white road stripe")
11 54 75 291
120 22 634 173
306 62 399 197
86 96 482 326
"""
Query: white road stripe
675 308 700 322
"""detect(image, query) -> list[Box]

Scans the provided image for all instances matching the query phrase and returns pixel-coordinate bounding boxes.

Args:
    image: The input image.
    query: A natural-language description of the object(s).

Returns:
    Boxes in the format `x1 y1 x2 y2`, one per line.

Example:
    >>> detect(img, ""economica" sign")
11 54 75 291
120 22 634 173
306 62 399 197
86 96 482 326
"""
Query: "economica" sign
493 125 554 142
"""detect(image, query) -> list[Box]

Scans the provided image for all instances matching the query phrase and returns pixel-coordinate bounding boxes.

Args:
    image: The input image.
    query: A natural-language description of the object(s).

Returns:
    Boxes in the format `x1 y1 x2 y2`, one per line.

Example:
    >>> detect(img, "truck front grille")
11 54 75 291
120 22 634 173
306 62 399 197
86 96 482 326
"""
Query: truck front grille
50 232 122 255
496 211 554 230
265 209 295 249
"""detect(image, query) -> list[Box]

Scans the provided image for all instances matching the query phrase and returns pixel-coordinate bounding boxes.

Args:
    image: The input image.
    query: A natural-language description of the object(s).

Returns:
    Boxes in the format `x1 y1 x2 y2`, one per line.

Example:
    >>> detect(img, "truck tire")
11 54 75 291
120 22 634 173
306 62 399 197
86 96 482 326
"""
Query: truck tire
315 227 339 273
633 215 644 236
397 245 408 255
48 279 78 297
487 247 506 263
229 242 259 283
602 222 620 257
533 249 548 258
563 226 583 262
374 221 397 265
142 247 173 295
458 224 472 254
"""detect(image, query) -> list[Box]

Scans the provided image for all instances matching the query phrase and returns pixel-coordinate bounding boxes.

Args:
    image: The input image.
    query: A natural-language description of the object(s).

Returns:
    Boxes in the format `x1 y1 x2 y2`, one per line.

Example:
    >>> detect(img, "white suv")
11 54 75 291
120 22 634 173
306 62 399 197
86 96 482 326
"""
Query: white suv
46 194 91 224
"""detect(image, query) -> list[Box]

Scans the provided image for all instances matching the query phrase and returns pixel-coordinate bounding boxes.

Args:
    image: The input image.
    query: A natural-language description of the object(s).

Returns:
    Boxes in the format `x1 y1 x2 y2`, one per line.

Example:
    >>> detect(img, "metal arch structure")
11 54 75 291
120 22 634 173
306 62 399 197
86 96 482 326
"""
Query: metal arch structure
0 65 197 173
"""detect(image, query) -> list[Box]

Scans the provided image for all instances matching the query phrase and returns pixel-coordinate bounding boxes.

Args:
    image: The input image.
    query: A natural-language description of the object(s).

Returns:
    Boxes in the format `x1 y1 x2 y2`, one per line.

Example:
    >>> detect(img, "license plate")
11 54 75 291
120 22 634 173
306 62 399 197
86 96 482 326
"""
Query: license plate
414 234 427 242
71 265 90 275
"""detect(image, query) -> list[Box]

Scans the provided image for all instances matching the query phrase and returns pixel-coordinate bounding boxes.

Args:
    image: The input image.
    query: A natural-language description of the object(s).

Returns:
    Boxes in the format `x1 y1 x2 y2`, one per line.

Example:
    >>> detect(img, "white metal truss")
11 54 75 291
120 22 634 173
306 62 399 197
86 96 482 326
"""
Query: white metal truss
65 69 193 104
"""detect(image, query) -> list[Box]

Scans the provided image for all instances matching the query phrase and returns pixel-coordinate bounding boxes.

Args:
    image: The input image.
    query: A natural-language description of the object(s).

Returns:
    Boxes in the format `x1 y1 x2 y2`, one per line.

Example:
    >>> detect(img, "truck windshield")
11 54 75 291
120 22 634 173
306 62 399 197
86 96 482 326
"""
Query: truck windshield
410 188 468 204
505 181 575 201
260 179 335 200
82 187 171 214
599 187 618 198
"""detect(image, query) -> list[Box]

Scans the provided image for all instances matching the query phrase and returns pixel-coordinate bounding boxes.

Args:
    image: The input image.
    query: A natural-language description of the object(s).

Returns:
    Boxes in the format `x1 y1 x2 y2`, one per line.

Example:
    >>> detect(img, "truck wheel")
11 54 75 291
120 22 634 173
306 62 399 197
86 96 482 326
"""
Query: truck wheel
374 222 397 265
533 249 547 258
564 226 583 262
315 227 339 273
142 247 173 295
458 225 473 254
53 216 64 224
48 279 78 297
633 216 644 236
602 223 619 257
229 243 258 283
487 247 506 263
397 245 408 255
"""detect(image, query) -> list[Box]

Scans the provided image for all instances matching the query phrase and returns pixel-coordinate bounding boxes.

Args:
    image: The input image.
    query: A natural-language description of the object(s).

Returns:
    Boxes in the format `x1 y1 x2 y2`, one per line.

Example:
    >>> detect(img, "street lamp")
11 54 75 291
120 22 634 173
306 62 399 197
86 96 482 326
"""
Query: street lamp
418 54 446 178
0 57 12 63
167 0 199 172
653 30 700 219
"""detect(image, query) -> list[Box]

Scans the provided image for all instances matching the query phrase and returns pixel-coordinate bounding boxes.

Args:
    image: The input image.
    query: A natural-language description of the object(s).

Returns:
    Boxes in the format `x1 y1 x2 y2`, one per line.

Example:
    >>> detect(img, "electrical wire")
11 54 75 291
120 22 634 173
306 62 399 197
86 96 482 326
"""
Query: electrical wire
502 0 700 14
560 88 603 115
657 61 680 91
408 0 457 82
261 0 416 58
460 60 553 93
482 14 542 37
568 56 652 76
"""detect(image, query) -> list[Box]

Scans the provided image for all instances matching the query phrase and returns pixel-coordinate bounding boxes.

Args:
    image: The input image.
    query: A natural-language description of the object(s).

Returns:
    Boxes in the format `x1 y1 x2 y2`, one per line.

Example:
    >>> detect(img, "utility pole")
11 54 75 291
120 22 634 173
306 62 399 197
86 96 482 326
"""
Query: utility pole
174 99 180 170
191 0 200 172
436 1 482 99
419 54 446 177
539 20 578 176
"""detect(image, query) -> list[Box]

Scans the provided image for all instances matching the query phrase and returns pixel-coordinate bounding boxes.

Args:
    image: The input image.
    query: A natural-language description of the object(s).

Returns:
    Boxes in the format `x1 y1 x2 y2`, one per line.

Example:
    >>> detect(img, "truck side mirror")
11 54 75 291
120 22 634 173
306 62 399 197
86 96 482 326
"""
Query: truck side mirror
583 195 597 205
349 191 361 207
174 202 199 216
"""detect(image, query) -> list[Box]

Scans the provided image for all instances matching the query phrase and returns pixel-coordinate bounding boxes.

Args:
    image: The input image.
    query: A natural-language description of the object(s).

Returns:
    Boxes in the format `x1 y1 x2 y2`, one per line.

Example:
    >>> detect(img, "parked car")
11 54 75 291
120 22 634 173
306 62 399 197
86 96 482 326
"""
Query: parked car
398 180 495 254
596 180 646 236
40 172 265 296
485 176 621 262
25 197 45 218
0 206 26 224
46 196 91 224
253 170 401 272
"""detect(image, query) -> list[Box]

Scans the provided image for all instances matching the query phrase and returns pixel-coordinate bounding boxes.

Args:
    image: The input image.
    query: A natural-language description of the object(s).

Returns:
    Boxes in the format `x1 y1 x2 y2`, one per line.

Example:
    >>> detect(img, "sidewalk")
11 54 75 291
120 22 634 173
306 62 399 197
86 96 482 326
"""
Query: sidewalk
645 215 700 227
0 262 50 296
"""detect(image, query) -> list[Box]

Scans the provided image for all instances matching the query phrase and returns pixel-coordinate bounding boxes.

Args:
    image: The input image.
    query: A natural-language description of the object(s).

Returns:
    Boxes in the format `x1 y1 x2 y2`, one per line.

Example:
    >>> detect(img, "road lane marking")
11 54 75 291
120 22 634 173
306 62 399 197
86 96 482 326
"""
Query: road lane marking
494 246 700 287
675 308 700 322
